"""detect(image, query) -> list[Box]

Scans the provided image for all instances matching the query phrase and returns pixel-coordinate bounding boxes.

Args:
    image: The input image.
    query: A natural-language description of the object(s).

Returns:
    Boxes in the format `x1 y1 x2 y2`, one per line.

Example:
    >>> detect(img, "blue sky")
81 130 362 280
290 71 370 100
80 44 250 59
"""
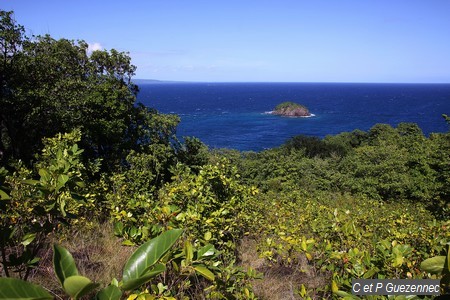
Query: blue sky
3 1 450 83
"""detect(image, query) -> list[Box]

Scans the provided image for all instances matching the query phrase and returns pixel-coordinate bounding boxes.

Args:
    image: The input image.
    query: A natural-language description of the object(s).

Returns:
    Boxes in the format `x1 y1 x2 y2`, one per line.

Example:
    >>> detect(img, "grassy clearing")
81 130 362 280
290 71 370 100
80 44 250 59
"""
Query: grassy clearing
28 223 135 298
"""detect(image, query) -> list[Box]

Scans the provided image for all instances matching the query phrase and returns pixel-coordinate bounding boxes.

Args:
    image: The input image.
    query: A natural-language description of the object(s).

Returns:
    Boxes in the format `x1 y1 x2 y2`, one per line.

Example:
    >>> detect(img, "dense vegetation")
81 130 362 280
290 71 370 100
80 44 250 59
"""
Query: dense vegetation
0 10 449 299
274 102 308 111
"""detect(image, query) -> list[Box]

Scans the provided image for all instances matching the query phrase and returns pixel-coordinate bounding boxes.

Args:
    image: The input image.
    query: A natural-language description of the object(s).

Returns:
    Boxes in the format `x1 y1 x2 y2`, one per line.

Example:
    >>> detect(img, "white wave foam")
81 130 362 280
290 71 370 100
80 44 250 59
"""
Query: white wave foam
262 111 316 117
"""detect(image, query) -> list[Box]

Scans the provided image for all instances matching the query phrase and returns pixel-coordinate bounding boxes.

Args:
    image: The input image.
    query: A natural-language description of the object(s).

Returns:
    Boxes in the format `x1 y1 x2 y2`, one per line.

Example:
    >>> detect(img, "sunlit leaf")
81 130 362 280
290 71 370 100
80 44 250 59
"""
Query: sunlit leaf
63 275 99 300
184 240 193 263
53 244 79 286
194 265 215 281
21 233 36 246
38 169 51 183
331 280 339 293
122 229 182 286
122 239 135 246
204 231 212 241
21 179 40 186
420 256 446 274
0 189 10 200
197 244 215 259
57 174 69 189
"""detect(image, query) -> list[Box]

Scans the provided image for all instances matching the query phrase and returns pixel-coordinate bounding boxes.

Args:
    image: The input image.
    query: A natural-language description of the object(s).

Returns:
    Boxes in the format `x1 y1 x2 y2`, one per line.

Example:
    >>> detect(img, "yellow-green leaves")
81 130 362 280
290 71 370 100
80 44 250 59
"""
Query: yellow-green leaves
420 243 450 294
0 188 10 200
63 275 99 300
95 284 122 300
184 240 194 264
421 256 446 274
204 231 212 241
194 265 215 281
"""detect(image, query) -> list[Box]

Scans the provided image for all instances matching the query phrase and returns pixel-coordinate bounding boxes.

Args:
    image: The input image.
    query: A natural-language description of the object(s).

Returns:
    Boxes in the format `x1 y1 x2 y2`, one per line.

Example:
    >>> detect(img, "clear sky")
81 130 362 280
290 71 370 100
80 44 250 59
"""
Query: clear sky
3 1 450 83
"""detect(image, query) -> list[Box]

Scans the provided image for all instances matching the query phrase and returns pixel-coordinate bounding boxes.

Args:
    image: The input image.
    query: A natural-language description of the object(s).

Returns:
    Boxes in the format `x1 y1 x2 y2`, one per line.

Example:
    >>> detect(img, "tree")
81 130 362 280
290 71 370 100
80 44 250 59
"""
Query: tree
0 10 26 162
0 10 179 170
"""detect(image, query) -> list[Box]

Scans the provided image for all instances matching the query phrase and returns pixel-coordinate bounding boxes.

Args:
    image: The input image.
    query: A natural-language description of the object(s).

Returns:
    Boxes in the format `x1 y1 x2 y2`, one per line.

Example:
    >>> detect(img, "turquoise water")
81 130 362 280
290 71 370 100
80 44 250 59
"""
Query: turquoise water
137 82 450 151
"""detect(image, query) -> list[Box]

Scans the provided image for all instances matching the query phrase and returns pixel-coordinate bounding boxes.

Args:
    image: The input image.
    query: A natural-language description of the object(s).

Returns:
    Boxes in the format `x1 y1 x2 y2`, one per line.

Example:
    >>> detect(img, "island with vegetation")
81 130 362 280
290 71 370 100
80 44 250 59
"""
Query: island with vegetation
272 101 311 117
0 10 449 299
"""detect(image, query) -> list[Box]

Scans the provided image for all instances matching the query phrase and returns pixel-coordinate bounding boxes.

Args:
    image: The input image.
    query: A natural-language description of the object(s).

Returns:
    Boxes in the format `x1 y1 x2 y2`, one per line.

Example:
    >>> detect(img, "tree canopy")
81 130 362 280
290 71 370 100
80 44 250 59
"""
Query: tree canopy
0 10 179 170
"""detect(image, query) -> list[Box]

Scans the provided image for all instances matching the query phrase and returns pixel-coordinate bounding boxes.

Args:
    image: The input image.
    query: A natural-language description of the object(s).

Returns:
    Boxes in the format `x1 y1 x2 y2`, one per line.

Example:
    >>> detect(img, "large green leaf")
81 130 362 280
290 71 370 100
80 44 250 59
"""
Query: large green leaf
95 285 122 300
121 263 166 291
122 228 182 283
0 278 53 299
194 265 215 281
53 244 79 286
63 275 99 300
420 256 446 274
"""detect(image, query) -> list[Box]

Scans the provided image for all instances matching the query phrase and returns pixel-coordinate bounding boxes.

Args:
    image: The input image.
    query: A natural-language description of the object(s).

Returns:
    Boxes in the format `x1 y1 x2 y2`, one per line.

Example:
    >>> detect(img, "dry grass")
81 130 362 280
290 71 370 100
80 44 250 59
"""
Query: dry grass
28 222 135 298
237 237 329 300
26 226 330 299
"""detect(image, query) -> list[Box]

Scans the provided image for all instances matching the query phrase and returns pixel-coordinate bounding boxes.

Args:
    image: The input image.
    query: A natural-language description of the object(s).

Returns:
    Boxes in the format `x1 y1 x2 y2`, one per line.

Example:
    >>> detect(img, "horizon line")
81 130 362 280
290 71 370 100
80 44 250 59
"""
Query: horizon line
133 79 450 85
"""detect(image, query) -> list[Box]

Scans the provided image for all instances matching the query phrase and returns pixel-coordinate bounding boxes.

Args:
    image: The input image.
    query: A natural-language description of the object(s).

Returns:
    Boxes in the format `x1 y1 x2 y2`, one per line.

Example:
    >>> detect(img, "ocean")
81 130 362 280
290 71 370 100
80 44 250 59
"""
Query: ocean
136 82 450 151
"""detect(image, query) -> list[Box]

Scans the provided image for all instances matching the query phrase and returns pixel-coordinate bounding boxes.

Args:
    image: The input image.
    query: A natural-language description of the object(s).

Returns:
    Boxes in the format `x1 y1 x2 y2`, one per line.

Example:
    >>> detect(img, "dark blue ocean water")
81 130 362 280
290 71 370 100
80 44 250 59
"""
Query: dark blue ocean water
137 82 450 151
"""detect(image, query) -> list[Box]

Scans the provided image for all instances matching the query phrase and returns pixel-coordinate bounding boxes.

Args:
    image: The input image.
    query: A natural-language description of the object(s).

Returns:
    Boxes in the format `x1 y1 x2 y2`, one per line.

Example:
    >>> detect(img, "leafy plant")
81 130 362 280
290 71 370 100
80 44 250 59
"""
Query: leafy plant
421 243 450 295
0 229 183 300
0 131 90 279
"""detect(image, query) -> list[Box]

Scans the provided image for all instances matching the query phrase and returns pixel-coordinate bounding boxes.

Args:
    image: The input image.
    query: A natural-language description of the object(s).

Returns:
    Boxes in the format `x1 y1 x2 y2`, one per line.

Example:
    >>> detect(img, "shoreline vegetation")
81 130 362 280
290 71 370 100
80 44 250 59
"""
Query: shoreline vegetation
1 10 449 299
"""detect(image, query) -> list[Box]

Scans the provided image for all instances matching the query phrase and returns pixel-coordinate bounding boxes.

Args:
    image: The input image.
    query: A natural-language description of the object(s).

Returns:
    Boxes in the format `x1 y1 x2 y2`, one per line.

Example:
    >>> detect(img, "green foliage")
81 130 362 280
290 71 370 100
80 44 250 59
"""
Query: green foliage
0 230 183 300
2 9 450 300
0 278 53 300
421 243 450 295
274 101 307 110
338 123 441 202
0 228 258 299
107 158 260 298
251 190 449 298
105 147 177 243
63 275 99 300
95 285 122 300
283 134 348 158
0 131 90 279
122 229 182 291
160 159 257 255
237 122 448 207
156 238 259 299
53 244 79 286
0 10 179 170
176 137 210 172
